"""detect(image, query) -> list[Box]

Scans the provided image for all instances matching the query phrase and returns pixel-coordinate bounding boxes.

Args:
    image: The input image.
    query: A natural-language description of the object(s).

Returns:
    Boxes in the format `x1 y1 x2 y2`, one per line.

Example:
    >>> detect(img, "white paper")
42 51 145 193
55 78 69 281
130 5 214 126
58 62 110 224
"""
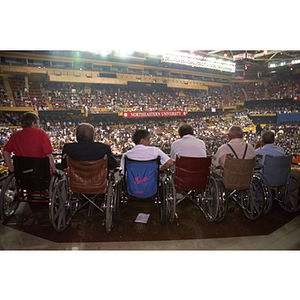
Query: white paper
135 213 150 223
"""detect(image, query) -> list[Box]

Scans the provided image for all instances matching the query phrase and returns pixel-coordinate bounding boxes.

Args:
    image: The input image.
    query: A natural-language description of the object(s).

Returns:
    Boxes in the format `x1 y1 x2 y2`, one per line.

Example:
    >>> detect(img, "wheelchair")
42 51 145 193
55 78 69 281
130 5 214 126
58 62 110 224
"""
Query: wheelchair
0 156 58 220
214 155 265 221
49 155 117 234
254 154 300 214
173 154 228 222
113 155 175 227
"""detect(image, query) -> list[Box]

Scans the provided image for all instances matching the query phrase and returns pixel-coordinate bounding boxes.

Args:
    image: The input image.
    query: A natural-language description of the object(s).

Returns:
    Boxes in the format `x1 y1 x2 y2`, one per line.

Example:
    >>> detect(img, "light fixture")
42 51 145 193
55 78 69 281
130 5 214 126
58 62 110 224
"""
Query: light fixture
161 51 236 73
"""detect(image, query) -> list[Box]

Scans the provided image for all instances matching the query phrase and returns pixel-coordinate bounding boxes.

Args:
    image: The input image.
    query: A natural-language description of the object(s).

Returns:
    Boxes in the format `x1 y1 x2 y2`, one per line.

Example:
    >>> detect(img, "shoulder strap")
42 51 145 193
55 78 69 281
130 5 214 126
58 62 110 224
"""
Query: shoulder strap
242 144 248 159
227 144 239 159
227 143 248 159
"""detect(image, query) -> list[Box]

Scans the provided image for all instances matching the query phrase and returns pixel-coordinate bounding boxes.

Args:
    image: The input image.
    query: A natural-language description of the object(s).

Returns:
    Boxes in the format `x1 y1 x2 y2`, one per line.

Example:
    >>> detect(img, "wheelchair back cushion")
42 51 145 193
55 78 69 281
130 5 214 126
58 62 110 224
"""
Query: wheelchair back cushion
223 156 256 190
175 155 212 190
126 159 158 198
13 156 51 190
263 155 293 187
67 156 108 194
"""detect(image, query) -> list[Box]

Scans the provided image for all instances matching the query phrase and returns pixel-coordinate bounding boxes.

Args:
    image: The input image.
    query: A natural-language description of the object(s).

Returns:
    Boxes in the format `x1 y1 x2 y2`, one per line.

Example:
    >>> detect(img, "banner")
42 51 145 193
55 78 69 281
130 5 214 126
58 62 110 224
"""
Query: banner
123 110 187 118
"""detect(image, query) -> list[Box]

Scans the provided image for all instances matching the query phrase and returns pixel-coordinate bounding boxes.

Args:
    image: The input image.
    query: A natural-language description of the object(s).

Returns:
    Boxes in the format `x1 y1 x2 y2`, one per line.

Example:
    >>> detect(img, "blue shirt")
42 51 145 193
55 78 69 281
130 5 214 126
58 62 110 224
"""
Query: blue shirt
256 144 285 165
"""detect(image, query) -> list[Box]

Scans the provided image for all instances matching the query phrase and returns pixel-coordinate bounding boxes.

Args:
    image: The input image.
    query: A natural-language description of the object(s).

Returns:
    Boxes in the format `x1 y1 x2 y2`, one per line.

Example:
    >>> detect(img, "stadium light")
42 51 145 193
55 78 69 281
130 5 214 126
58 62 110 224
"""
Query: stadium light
161 51 236 73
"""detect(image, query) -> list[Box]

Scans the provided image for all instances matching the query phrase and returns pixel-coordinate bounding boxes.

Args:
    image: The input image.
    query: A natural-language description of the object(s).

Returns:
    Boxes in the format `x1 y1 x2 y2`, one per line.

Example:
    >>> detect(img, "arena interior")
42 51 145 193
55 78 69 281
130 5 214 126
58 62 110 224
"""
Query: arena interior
1 49 300 297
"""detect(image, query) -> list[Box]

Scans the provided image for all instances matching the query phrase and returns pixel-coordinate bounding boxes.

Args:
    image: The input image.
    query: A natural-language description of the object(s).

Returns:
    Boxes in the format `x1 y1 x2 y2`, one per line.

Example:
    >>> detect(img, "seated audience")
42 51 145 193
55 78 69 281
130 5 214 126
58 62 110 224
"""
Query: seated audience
120 129 173 173
170 123 206 161
62 123 119 169
255 130 285 165
2 112 56 173
212 125 256 172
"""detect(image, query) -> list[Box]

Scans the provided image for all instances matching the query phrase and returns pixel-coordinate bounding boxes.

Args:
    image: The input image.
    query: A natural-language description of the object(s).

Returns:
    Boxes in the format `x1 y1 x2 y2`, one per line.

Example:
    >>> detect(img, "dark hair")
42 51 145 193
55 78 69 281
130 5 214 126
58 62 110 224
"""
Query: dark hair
20 112 39 128
262 130 275 144
178 123 193 137
132 129 150 145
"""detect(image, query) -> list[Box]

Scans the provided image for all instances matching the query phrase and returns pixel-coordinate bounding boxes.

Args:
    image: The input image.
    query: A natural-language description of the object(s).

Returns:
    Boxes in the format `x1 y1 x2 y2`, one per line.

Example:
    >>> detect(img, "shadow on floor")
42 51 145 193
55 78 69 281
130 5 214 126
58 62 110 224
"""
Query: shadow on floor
1 197 299 244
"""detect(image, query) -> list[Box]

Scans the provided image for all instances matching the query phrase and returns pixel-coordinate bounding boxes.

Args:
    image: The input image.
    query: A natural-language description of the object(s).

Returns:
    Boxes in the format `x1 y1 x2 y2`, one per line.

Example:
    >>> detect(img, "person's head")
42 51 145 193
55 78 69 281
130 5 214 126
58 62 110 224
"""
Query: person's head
132 129 150 145
76 123 94 142
20 112 39 128
228 125 243 140
178 123 193 138
262 130 275 144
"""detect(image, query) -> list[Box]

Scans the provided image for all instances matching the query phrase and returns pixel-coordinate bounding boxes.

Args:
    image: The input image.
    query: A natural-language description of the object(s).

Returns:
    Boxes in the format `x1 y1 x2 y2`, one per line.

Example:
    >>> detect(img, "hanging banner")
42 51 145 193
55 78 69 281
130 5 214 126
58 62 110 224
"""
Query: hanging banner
123 110 187 118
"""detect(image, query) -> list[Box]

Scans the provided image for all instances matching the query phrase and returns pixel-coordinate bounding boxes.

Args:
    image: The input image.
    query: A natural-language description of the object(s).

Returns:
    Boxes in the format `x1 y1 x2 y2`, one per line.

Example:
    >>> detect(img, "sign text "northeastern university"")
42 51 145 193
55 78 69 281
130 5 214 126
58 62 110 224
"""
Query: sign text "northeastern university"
123 111 187 118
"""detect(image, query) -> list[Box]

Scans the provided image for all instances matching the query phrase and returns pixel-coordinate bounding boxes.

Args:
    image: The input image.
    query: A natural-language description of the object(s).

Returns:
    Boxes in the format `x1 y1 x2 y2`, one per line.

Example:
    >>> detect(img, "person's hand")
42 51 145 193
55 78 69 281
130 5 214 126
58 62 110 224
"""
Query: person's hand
255 140 264 149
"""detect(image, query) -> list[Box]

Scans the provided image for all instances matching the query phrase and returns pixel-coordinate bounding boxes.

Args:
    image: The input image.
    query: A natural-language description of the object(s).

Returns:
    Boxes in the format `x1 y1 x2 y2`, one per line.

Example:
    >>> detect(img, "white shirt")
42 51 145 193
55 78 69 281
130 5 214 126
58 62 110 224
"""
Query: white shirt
121 144 171 173
212 138 256 169
170 135 206 161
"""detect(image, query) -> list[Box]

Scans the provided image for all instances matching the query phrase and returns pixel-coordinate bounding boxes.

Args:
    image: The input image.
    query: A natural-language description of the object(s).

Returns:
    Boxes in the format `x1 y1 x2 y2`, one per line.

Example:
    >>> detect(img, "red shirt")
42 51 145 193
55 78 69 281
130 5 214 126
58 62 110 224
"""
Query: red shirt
3 127 53 157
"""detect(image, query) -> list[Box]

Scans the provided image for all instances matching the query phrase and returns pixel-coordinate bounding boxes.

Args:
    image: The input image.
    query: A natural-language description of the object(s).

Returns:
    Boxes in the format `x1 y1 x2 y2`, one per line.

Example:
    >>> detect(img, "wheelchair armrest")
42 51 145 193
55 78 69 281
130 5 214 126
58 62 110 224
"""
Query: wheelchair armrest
111 167 123 182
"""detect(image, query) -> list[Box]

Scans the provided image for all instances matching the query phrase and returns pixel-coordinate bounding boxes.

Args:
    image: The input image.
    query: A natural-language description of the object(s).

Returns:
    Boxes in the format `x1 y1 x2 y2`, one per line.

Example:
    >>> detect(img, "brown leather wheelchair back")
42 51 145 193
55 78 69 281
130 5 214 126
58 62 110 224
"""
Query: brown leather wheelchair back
222 156 256 190
174 155 212 190
66 156 108 194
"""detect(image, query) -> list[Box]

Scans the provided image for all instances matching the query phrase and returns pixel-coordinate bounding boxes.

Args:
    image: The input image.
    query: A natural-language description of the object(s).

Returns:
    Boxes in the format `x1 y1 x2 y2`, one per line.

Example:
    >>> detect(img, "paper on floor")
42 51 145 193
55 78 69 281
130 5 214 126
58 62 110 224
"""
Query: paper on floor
135 213 150 223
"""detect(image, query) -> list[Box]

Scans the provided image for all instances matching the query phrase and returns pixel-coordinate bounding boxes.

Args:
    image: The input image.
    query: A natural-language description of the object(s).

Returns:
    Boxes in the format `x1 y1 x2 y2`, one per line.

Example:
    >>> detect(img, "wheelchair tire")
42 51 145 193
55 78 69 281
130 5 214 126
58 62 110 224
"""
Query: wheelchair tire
113 179 122 226
0 173 19 220
242 176 265 220
105 180 114 234
166 175 176 223
159 179 167 226
277 173 300 213
257 173 273 215
203 176 219 222
49 173 61 201
49 178 69 232
214 179 228 223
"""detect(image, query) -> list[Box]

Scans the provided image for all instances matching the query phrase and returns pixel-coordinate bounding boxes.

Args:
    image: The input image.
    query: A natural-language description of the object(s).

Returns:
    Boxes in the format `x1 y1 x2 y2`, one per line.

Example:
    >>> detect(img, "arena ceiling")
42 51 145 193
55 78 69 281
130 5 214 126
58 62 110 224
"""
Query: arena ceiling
191 50 300 74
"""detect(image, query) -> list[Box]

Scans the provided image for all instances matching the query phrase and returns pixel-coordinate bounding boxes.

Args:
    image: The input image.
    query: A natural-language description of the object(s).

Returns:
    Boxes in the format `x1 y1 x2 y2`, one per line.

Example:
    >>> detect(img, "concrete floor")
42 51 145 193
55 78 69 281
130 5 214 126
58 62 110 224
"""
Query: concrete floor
1 213 300 250
1 208 299 300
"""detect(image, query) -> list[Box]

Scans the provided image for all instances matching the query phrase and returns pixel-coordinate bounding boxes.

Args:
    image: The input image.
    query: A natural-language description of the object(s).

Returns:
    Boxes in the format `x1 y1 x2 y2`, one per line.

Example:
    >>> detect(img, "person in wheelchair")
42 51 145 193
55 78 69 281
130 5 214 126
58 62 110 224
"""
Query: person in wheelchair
212 125 256 175
2 111 57 174
120 129 173 173
61 122 119 170
255 130 285 166
170 123 206 161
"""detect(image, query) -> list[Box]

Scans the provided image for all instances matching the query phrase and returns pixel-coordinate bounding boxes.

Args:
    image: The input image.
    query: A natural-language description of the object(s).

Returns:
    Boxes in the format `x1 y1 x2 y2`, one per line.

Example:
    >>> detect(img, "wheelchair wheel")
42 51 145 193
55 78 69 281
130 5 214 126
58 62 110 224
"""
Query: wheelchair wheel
242 176 265 220
253 173 273 215
0 174 19 220
113 179 122 226
49 173 61 200
49 178 70 232
203 176 219 222
277 173 300 212
214 179 228 222
105 179 114 234
159 179 167 226
166 175 176 222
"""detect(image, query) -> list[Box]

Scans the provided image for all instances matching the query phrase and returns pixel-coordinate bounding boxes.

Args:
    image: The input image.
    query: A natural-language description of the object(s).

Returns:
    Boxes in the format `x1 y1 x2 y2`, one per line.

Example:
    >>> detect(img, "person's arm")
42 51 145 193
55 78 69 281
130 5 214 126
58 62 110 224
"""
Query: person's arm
3 150 14 172
47 154 56 173
159 158 173 172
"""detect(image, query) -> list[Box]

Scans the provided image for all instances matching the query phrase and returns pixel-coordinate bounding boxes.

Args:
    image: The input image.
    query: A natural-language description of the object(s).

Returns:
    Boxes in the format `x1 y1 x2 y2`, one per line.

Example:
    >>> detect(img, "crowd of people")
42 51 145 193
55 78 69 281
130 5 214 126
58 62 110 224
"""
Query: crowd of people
1 110 299 163
2 74 300 113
